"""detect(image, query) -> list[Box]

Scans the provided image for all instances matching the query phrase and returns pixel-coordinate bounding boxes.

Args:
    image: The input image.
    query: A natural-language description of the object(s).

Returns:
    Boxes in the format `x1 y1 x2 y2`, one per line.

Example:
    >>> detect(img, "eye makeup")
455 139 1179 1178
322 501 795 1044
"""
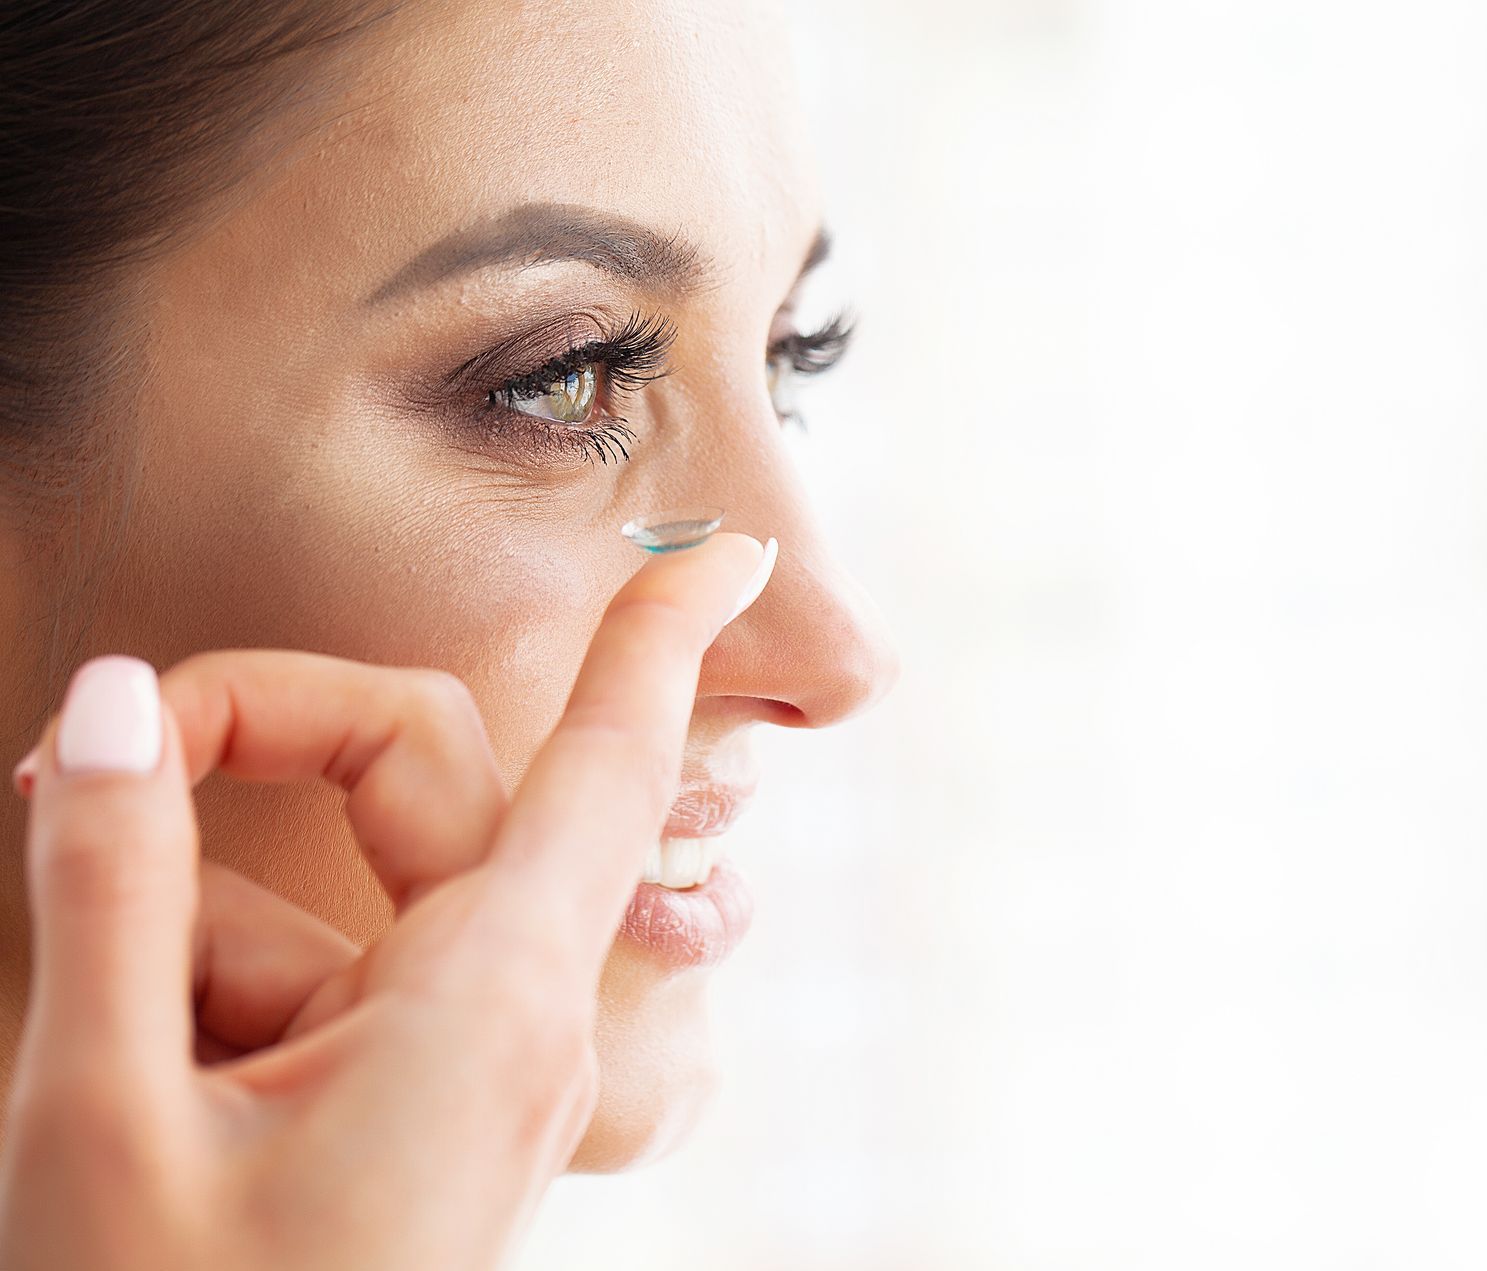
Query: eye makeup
438 308 677 466
411 300 856 470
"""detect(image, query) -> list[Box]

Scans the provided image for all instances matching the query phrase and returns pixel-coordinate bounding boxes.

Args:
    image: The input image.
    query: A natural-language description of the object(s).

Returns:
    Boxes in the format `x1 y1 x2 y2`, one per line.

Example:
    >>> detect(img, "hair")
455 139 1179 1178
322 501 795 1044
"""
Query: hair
0 0 400 689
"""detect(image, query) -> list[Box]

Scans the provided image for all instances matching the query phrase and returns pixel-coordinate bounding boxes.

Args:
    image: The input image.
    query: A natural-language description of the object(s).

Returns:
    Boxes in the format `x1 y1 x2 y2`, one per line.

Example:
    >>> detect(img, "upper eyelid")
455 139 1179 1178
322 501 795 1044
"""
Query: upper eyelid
771 312 855 350
772 323 838 347
500 339 612 395
442 303 843 414
440 309 625 388
445 310 676 395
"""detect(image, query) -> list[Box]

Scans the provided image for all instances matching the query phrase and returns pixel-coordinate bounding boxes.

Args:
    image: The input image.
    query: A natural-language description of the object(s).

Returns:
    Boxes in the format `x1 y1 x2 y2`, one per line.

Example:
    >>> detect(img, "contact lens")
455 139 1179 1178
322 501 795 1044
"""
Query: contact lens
619 506 725 553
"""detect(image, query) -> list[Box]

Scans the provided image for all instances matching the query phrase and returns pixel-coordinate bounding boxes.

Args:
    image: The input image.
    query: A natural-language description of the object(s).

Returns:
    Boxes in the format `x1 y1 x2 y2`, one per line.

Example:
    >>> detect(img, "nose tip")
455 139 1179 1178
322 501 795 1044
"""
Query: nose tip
796 567 902 729
699 523 901 731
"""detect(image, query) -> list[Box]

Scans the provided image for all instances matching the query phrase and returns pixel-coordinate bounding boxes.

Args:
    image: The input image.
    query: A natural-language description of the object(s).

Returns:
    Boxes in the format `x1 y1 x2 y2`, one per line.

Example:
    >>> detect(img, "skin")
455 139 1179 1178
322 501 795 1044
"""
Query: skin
0 542 771 1269
0 0 897 1177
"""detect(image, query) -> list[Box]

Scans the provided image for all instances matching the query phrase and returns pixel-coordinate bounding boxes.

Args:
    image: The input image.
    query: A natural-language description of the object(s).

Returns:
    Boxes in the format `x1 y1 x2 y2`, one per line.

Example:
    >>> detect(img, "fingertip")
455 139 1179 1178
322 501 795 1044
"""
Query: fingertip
55 654 163 778
20 661 200 1068
633 528 763 572
622 530 766 612
709 529 767 567
637 530 769 635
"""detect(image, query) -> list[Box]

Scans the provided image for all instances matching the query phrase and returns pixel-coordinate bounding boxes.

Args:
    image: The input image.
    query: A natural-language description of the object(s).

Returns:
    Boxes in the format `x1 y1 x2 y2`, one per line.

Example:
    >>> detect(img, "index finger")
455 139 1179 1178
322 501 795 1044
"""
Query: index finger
486 530 769 971
158 650 508 908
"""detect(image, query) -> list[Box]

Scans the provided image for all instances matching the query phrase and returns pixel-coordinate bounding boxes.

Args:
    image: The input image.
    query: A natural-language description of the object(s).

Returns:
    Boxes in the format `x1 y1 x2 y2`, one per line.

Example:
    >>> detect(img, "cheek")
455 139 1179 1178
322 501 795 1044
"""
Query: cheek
452 538 608 779
126 410 620 780
111 467 624 941
293 523 612 784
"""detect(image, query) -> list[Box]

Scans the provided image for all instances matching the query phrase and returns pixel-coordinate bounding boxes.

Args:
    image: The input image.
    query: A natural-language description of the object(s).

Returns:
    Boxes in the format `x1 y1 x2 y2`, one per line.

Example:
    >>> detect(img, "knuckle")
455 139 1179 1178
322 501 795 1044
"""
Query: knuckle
412 665 477 706
407 667 486 736
160 649 218 685
35 822 165 914
161 647 248 707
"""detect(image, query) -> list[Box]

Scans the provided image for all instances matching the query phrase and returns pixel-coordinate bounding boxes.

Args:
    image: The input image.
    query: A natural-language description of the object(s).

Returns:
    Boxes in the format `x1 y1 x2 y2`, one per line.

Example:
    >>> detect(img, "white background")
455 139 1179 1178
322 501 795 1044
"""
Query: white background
521 2 1487 1266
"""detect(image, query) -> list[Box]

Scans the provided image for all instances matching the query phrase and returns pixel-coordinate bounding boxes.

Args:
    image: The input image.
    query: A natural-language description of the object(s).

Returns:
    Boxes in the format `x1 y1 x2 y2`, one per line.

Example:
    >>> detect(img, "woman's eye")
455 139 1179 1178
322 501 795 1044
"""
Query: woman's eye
764 312 854 428
499 364 599 423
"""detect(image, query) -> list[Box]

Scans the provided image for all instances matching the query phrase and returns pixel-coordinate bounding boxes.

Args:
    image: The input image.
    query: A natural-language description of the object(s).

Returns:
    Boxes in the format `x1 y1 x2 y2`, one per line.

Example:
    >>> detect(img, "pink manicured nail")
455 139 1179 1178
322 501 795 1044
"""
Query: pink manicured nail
56 656 162 776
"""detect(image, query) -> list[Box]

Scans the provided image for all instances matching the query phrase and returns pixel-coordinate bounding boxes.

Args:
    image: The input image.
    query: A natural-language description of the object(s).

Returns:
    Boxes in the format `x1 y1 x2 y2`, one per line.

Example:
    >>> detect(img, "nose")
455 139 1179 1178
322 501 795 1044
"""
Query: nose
702 516 901 729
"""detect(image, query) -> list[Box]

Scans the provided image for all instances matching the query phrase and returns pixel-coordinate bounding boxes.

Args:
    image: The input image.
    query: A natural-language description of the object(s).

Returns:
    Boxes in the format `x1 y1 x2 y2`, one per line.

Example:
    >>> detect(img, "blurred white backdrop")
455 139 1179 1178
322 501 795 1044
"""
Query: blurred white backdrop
520 2 1487 1267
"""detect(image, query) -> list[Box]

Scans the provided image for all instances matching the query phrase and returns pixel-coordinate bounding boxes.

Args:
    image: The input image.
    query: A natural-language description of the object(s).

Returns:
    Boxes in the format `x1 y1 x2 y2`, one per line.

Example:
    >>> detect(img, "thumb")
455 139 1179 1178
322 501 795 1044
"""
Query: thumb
14 655 198 1083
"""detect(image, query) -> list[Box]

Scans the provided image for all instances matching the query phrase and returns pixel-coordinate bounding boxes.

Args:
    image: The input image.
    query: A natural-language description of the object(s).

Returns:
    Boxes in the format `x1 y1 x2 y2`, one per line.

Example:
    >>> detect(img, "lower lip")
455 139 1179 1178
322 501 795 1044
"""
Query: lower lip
619 856 754 971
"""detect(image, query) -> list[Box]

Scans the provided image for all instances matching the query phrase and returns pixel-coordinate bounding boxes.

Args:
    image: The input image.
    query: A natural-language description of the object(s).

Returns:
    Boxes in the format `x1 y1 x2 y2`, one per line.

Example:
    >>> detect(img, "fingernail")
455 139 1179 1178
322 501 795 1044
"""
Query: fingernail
724 536 778 625
11 747 39 798
56 655 162 776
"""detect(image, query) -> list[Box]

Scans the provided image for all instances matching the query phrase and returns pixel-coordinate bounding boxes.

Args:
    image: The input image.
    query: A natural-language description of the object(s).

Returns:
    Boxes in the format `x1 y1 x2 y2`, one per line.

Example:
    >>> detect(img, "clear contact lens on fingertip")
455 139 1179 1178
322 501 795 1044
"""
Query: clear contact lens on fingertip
619 506 725 553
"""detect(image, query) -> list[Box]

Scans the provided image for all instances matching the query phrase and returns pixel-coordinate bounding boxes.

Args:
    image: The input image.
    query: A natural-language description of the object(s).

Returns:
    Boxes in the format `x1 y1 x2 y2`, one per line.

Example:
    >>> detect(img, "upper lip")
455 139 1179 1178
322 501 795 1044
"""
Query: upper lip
663 778 759 838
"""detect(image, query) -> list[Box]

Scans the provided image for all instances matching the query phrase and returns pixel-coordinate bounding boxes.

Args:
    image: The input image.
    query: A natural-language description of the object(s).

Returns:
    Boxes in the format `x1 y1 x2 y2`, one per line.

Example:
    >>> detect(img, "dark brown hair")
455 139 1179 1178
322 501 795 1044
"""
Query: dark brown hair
0 1 399 690
0 0 399 475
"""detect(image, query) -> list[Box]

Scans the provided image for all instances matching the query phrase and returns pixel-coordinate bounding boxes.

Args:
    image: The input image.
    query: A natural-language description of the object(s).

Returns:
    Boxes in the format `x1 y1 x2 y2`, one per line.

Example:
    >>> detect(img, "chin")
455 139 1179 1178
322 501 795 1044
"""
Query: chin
564 944 722 1174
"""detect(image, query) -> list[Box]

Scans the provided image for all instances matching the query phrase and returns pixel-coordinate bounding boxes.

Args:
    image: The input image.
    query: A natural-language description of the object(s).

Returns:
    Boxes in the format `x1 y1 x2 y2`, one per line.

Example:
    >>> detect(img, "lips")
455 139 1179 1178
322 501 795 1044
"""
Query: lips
617 779 760 970
620 859 754 970
661 780 757 838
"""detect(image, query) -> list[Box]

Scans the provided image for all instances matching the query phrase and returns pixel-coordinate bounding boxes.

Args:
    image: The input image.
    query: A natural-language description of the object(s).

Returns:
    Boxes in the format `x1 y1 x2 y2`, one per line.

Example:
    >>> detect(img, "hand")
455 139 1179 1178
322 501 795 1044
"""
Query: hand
0 531 768 1271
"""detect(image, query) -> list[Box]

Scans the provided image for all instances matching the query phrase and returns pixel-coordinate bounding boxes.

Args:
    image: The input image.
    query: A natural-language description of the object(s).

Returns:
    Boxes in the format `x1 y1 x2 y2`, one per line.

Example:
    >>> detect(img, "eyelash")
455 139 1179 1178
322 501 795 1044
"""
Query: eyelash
468 311 677 466
771 310 855 377
766 309 855 431
460 307 855 466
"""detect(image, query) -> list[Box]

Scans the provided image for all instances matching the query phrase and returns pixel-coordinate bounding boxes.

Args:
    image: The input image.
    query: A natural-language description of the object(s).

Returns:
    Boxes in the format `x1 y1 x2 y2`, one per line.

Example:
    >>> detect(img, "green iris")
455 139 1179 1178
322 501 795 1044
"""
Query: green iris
509 365 598 423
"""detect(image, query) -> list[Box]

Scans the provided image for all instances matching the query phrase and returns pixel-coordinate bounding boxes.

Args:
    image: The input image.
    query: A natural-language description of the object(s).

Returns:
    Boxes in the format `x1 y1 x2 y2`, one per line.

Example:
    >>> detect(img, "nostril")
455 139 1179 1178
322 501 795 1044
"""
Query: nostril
755 700 810 729
694 537 900 731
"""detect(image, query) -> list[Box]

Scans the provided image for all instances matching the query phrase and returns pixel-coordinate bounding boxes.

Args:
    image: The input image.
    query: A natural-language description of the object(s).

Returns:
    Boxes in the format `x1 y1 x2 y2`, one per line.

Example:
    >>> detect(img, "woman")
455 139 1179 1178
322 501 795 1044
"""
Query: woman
0 0 897 1265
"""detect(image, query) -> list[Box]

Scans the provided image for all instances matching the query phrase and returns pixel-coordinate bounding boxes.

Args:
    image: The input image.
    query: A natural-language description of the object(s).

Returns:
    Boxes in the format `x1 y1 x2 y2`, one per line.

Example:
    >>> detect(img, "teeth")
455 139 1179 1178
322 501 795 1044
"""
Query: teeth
660 839 702 888
641 835 726 890
642 843 662 883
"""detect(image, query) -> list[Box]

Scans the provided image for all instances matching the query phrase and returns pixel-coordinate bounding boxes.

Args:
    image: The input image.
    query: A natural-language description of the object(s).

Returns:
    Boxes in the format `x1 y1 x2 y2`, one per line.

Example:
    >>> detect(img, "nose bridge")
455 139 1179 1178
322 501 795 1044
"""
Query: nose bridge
703 467 901 729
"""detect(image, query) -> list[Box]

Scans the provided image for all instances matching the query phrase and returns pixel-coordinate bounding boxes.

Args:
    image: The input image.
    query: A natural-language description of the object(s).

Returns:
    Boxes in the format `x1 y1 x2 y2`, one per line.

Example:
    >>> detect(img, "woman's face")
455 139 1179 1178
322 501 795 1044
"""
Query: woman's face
17 0 896 1170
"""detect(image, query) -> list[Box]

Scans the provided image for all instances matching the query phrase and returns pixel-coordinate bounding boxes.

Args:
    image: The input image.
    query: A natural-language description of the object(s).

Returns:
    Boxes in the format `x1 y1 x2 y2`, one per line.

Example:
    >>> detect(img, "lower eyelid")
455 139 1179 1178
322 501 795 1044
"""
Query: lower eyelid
465 412 636 468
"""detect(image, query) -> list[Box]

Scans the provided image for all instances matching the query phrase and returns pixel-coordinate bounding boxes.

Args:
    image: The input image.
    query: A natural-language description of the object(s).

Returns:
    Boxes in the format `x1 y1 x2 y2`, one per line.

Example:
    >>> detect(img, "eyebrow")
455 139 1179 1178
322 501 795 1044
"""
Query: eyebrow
800 224 831 278
366 202 713 306
366 202 832 307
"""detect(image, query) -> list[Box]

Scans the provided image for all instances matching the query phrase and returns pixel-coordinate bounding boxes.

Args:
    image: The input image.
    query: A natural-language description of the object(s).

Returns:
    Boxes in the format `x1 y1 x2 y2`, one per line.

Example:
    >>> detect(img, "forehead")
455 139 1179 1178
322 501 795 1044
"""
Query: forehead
256 0 819 305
